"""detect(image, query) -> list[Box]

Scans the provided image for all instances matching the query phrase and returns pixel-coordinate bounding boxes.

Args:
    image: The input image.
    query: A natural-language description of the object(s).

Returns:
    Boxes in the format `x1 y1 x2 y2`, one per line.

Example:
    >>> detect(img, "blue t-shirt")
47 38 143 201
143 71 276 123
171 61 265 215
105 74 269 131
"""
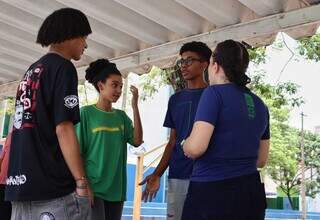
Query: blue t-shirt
192 84 270 182
164 88 205 179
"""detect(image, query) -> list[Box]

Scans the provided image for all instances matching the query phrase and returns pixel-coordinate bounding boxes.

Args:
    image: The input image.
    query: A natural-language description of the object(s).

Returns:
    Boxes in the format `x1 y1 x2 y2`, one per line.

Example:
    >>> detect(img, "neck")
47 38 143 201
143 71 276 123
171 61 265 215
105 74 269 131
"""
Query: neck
96 96 112 112
213 75 230 85
186 77 207 89
49 44 72 60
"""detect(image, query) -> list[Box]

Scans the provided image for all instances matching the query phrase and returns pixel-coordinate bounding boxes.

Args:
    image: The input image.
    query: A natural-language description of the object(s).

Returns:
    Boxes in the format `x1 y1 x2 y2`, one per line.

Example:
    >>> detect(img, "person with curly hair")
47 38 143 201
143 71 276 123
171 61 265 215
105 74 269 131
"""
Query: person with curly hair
140 41 211 220
76 59 143 220
6 8 92 220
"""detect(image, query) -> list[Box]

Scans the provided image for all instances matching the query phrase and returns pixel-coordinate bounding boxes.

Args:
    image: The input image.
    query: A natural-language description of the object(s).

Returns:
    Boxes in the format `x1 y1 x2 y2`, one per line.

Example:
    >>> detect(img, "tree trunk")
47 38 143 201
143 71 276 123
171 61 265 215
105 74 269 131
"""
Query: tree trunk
287 193 295 210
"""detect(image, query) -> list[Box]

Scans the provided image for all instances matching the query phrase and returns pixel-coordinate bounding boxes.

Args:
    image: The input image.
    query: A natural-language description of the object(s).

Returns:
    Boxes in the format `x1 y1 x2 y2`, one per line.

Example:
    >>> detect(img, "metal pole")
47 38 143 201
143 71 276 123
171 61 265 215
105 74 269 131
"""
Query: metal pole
121 76 129 111
300 112 306 220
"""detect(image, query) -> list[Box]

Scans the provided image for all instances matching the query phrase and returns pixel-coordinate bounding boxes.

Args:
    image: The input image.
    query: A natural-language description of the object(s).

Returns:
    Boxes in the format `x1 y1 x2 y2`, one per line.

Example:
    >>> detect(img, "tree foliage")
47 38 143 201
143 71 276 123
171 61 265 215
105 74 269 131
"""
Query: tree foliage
298 33 320 61
138 35 320 210
139 46 268 100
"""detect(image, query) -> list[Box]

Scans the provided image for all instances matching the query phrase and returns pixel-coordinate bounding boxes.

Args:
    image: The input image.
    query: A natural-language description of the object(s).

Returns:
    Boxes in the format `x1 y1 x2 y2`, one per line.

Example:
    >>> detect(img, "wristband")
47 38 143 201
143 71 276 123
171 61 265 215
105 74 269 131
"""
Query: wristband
75 176 87 182
76 184 88 189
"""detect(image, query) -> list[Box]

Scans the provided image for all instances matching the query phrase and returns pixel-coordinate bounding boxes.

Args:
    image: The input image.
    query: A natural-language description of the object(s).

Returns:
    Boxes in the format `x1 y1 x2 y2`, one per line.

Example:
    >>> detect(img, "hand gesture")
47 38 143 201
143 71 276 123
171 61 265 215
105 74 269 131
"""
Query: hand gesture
139 174 160 202
130 85 139 108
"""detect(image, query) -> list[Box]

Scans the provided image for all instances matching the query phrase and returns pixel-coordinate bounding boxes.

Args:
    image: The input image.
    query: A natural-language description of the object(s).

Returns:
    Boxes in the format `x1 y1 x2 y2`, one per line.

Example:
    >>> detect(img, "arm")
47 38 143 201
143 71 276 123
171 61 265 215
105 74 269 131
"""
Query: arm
183 121 214 159
140 129 176 202
131 86 143 146
56 121 86 180
257 107 270 168
56 121 92 201
257 139 270 168
153 129 176 177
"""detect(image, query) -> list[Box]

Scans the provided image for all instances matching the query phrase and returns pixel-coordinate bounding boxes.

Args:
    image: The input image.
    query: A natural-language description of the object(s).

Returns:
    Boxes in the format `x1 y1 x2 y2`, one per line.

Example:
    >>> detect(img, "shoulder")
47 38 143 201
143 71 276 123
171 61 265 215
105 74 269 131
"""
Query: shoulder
114 109 132 122
114 109 127 117
168 89 191 102
202 86 220 97
43 54 76 74
80 105 94 114
247 91 269 111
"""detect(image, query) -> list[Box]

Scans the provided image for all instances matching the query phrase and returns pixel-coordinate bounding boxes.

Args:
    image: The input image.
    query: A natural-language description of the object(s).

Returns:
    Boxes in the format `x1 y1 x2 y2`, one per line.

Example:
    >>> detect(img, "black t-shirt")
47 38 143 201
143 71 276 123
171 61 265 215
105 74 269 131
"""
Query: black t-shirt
5 53 80 201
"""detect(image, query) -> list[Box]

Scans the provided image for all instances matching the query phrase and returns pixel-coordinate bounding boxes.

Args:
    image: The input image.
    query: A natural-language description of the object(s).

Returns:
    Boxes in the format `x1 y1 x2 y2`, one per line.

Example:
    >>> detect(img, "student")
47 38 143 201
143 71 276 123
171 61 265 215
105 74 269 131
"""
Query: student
76 59 143 220
0 132 12 220
182 39 270 220
5 8 92 220
140 42 212 220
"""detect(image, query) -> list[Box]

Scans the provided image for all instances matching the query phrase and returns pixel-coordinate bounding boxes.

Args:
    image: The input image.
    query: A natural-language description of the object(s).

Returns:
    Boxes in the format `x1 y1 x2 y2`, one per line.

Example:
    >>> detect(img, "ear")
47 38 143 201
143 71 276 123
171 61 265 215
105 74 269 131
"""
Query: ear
97 81 104 92
213 62 219 73
201 61 209 72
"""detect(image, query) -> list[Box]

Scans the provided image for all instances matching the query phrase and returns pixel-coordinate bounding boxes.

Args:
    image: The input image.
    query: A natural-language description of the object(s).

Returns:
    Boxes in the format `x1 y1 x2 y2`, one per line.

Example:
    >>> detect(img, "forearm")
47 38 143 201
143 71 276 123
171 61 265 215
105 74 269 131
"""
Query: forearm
153 143 174 177
132 105 143 146
183 121 213 159
56 122 86 180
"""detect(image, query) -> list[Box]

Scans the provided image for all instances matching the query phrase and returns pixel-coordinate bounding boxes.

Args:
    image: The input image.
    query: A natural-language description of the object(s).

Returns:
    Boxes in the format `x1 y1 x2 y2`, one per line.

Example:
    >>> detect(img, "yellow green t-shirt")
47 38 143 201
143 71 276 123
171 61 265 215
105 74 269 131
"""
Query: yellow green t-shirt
75 105 134 201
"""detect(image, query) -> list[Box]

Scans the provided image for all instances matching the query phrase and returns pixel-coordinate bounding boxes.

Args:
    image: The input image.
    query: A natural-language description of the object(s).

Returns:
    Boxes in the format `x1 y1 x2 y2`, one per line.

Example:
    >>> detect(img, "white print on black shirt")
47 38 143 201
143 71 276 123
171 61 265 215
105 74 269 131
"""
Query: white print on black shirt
64 95 78 109
13 105 23 129
40 212 55 220
13 66 44 129
6 174 27 186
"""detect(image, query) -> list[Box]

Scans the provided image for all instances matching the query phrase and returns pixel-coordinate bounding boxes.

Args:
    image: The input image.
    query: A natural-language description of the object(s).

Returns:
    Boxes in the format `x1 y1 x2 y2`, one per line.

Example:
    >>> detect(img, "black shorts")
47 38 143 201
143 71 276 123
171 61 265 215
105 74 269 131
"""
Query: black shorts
181 172 267 220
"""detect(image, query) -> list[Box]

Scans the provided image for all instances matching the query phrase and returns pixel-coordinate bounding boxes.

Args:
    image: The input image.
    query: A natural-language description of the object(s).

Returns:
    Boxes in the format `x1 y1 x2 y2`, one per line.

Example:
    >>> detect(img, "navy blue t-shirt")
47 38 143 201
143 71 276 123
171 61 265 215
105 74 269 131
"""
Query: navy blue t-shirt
192 84 270 182
164 88 205 179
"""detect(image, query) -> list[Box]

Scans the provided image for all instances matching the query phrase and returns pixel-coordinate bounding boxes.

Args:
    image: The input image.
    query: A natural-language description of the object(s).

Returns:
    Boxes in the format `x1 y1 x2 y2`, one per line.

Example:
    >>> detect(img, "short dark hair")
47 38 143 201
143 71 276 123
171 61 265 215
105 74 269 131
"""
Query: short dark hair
36 8 92 47
213 40 250 87
85 59 121 92
179 41 212 63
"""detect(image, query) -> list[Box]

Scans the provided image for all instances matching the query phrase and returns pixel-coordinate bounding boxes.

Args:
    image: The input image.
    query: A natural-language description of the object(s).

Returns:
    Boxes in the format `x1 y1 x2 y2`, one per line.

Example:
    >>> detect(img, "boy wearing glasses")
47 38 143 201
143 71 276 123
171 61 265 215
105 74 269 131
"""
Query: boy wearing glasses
140 41 211 220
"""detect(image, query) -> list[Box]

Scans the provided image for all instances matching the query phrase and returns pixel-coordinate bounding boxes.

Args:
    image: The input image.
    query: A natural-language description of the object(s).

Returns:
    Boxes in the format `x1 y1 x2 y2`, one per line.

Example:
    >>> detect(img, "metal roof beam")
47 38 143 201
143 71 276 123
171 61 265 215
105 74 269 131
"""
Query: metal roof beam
56 0 170 45
1 0 137 52
238 0 283 16
114 4 320 72
1 4 320 98
0 67 21 79
0 54 29 70
115 0 205 36
175 0 242 27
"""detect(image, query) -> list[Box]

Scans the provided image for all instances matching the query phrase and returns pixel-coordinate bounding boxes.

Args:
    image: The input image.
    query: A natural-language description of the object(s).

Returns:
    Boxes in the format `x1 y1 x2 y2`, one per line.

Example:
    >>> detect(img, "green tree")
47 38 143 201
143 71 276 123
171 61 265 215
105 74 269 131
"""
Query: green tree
250 66 320 209
139 46 267 100
298 33 320 61
138 37 320 210
78 82 97 107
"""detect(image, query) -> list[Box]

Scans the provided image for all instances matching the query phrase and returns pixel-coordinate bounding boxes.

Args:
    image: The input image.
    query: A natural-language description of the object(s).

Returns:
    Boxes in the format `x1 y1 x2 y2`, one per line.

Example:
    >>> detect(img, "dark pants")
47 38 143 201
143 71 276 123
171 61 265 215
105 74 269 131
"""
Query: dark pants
91 197 124 220
181 172 267 220
0 184 11 220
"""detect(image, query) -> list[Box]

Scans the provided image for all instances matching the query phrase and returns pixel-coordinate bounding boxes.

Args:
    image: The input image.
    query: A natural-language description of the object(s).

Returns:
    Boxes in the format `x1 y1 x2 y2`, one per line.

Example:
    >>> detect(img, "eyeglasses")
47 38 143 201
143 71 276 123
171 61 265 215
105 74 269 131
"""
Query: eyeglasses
176 57 203 68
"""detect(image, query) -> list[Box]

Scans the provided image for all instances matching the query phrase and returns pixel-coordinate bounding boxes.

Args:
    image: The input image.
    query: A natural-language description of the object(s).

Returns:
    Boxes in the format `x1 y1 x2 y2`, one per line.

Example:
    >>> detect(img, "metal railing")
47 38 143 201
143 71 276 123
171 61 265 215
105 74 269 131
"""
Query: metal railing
132 143 167 220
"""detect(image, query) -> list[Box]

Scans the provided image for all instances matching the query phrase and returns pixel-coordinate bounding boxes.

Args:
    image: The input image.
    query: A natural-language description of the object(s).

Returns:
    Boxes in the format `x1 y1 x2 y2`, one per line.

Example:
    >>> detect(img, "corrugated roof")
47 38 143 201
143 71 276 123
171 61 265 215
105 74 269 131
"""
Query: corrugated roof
0 0 320 97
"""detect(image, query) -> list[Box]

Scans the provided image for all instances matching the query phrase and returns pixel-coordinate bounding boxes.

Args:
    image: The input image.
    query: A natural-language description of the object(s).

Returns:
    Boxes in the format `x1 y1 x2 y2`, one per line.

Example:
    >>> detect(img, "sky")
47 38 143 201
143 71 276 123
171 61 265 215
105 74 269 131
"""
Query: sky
258 31 320 132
